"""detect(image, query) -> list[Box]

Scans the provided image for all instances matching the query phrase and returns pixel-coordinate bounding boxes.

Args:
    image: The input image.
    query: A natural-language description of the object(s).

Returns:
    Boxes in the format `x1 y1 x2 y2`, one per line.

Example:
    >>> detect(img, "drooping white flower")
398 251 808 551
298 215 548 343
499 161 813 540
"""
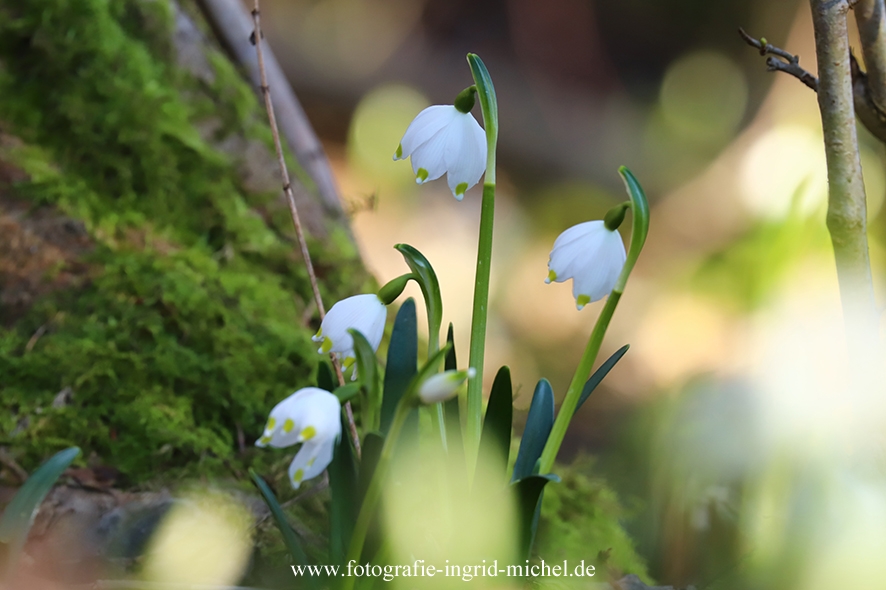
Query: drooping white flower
545 220 626 310
256 387 341 489
312 294 386 374
418 368 476 405
393 104 487 200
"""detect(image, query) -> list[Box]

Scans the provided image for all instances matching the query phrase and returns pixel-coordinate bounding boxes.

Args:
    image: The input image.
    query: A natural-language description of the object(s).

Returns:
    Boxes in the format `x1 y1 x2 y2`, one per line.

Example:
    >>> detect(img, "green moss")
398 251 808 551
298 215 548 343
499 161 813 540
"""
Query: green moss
536 456 650 583
0 0 371 483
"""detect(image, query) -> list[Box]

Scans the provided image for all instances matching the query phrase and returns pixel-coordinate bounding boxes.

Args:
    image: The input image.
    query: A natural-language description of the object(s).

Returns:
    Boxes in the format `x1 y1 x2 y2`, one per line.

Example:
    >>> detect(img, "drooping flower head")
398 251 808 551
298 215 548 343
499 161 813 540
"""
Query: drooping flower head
393 86 487 200
545 205 628 310
256 387 341 489
312 294 386 374
418 368 477 405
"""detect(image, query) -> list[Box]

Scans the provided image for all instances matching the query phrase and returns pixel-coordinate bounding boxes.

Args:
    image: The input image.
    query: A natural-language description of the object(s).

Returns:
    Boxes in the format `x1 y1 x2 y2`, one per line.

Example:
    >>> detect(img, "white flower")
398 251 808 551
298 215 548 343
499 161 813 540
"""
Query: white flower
545 220 626 310
256 387 341 489
393 105 487 200
418 368 476 405
312 294 386 374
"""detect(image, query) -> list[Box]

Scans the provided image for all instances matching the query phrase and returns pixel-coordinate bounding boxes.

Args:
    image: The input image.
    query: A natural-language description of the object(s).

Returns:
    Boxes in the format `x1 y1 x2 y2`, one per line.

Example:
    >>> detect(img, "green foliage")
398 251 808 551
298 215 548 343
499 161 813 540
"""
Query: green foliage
536 456 649 581
0 0 370 483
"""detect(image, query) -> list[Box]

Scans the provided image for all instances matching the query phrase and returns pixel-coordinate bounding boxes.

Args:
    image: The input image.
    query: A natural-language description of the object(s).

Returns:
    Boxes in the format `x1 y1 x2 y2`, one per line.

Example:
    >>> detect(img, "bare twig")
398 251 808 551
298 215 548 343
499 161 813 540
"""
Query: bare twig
740 26 886 143
738 27 819 91
197 0 345 217
250 1 360 458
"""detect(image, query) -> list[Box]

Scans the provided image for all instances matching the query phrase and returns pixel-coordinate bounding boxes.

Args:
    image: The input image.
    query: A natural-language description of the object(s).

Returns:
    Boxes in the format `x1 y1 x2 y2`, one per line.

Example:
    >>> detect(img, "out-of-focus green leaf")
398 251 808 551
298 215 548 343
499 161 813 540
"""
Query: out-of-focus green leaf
443 324 464 463
512 379 554 482
317 360 336 392
329 421 358 565
249 469 311 571
0 446 80 575
514 473 560 560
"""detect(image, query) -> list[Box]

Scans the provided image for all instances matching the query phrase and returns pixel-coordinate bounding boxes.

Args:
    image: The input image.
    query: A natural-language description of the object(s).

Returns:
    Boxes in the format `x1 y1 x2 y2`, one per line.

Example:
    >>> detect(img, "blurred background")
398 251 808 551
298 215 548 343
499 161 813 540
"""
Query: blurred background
253 0 886 586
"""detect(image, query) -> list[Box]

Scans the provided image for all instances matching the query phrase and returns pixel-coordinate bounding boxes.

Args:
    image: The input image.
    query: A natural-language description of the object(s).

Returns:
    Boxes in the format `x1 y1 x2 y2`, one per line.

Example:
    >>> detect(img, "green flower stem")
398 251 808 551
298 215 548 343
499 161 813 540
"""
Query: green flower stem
464 53 499 474
537 291 620 474
537 167 649 474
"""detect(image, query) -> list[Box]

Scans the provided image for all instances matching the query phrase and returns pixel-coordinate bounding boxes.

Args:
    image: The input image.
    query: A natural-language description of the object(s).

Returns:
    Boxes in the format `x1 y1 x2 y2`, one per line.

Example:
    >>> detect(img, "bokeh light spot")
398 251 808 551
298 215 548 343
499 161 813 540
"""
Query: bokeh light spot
660 51 748 143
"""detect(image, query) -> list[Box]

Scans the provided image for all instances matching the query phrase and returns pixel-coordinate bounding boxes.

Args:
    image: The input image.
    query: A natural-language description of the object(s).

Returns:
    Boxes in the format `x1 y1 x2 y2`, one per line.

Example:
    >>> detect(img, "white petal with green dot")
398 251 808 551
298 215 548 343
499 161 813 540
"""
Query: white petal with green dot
394 103 487 199
288 439 336 490
546 220 626 309
253 387 341 449
313 294 387 359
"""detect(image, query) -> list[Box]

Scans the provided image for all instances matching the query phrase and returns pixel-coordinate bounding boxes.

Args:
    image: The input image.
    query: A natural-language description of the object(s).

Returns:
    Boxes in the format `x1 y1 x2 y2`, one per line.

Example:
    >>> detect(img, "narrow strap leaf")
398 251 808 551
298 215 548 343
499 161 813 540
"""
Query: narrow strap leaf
511 379 554 482
575 344 629 413
249 469 311 570
479 366 512 481
380 299 418 436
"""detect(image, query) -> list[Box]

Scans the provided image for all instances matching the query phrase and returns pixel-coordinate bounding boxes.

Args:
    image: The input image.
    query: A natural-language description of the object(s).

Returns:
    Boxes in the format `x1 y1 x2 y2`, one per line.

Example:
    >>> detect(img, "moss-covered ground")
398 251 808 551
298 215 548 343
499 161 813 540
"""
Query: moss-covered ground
0 0 371 485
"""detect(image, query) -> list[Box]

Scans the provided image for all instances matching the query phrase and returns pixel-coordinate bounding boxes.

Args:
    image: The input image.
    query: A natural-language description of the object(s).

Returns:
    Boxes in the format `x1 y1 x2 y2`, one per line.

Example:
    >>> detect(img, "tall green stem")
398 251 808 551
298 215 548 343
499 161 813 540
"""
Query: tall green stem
537 293 620 474
464 54 499 474
538 167 649 474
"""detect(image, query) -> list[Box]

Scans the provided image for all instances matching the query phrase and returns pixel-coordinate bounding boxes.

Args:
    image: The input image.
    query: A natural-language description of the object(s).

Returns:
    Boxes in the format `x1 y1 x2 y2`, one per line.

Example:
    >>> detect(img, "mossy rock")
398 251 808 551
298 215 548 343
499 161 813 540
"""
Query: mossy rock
0 0 371 486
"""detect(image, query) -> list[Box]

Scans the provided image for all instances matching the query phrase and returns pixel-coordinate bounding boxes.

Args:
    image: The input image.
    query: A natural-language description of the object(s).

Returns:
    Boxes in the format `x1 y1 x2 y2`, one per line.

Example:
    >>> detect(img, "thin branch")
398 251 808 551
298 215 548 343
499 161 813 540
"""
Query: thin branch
197 0 345 217
738 27 819 91
250 1 360 458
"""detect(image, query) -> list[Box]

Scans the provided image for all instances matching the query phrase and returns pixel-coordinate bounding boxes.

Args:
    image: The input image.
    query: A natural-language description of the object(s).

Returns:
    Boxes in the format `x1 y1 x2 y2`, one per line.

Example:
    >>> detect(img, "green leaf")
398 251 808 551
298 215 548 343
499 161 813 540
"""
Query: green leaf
443 324 463 461
513 473 560 560
615 167 650 294
467 54 498 148
328 422 358 565
356 433 385 560
249 469 311 569
394 244 443 355
350 328 381 430
479 366 512 480
0 446 80 574
333 382 361 403
380 299 418 437
512 379 554 482
575 345 629 413
317 360 335 391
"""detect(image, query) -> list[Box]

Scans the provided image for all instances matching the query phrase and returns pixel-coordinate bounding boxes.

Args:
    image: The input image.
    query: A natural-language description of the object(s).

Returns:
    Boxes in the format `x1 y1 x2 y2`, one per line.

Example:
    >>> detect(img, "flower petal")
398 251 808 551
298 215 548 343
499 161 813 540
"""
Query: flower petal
288 439 336 489
395 105 459 161
410 123 453 184
255 387 341 449
443 112 487 200
314 294 386 356
570 230 626 306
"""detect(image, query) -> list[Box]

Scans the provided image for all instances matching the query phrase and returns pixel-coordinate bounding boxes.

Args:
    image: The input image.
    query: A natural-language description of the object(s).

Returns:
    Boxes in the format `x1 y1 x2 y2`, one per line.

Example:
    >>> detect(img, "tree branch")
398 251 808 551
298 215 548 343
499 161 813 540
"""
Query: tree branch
740 27 886 142
809 0 876 335
738 27 819 90
853 0 886 109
